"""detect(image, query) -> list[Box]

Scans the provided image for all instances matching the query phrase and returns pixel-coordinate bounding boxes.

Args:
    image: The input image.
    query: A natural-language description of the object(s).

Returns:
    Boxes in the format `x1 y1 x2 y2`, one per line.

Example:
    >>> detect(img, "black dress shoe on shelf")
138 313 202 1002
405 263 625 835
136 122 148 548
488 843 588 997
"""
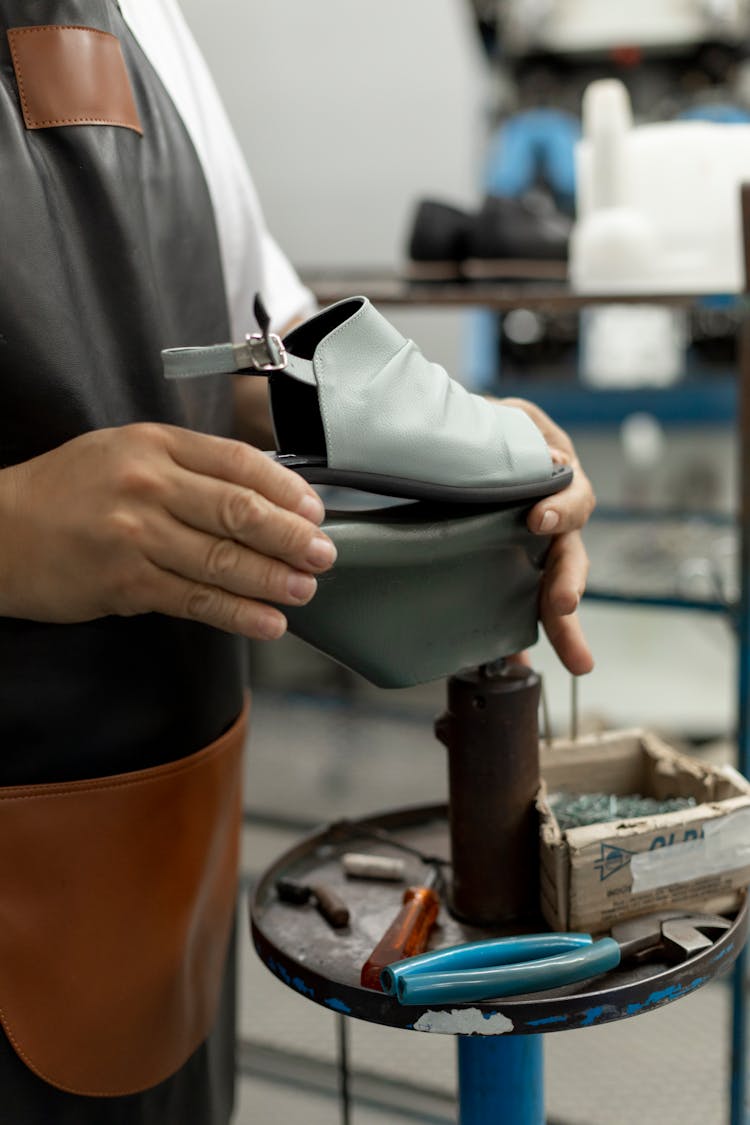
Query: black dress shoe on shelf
463 194 570 280
406 193 571 282
405 199 473 281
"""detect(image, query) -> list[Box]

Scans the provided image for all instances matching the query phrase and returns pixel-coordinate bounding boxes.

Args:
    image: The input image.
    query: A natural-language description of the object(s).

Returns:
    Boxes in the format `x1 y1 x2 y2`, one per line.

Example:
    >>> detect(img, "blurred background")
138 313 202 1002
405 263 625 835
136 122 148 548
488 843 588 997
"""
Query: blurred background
182 0 739 738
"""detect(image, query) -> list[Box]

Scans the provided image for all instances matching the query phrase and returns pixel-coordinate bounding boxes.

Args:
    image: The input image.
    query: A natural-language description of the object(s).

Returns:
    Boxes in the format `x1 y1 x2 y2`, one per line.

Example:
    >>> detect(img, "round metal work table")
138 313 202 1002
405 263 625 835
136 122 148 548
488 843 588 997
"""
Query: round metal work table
251 803 747 1123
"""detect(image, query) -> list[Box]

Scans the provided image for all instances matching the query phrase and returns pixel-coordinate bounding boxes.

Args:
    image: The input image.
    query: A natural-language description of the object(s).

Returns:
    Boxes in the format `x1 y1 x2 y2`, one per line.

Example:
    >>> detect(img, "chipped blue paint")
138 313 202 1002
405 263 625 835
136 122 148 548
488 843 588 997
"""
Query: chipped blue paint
482 1010 502 1020
712 942 734 963
580 1006 606 1027
528 1014 568 1027
267 957 292 986
293 976 315 999
624 979 708 1017
325 997 352 1014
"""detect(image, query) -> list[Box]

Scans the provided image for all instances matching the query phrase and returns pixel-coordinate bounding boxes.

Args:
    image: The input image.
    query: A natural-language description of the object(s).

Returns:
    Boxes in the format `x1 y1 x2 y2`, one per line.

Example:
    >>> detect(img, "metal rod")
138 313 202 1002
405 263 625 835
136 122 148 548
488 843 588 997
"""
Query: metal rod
731 944 748 1125
337 1013 351 1125
570 675 579 742
541 678 553 747
729 183 750 1125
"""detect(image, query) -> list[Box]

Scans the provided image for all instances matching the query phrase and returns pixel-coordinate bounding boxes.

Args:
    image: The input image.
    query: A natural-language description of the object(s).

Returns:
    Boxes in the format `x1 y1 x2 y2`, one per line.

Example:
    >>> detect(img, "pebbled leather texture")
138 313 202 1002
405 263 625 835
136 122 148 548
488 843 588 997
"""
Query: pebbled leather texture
296 297 553 486
163 295 553 488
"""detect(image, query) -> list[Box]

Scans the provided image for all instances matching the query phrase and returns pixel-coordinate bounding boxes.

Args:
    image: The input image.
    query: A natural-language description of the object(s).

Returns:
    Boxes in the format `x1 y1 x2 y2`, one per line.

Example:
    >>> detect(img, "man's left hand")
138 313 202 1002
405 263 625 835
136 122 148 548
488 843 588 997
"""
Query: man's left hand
500 398 596 676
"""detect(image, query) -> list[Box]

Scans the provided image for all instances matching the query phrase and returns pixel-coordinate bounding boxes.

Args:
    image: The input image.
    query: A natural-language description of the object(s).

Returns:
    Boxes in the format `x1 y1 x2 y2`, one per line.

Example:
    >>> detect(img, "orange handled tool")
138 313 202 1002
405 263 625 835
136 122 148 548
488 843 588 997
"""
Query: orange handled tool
360 866 441 991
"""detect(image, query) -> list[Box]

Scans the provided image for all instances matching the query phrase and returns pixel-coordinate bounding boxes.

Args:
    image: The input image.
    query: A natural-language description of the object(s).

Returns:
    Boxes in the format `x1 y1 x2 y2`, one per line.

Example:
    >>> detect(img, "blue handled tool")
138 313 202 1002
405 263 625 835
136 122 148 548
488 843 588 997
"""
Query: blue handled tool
382 910 732 1006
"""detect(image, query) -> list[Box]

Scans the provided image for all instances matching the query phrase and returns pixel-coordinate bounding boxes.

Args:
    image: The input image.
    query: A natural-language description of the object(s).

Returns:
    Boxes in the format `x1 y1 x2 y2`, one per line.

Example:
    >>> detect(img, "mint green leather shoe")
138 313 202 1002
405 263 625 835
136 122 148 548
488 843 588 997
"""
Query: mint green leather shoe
163 295 572 504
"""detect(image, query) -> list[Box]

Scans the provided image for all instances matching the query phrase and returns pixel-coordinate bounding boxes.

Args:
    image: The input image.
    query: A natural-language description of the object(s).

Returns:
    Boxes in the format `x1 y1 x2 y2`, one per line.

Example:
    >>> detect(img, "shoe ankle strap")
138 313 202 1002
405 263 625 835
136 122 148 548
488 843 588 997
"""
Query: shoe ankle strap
162 339 314 384
162 292 316 384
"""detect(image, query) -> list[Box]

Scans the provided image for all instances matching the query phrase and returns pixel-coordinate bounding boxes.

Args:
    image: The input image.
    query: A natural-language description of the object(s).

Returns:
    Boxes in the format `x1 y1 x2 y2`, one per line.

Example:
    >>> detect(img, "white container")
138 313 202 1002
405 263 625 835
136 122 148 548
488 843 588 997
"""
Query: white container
501 0 750 55
570 79 750 294
580 304 687 386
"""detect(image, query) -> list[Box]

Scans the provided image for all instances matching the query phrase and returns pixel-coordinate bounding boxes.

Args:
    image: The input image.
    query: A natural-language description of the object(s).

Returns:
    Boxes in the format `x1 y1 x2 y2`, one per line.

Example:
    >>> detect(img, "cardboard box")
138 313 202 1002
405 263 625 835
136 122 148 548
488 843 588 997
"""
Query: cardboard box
538 729 750 932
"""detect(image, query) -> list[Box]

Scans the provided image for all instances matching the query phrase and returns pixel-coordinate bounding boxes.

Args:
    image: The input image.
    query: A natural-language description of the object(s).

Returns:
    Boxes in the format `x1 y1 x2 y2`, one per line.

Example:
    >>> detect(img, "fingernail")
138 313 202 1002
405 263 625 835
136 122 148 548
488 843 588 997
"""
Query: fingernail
297 493 325 525
258 612 287 640
287 572 318 603
539 509 559 534
306 535 337 569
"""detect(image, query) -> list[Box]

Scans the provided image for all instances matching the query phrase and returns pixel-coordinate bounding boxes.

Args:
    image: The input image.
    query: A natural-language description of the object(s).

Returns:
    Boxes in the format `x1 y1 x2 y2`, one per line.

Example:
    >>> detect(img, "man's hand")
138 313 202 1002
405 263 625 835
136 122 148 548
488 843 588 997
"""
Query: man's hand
500 398 596 676
0 423 336 640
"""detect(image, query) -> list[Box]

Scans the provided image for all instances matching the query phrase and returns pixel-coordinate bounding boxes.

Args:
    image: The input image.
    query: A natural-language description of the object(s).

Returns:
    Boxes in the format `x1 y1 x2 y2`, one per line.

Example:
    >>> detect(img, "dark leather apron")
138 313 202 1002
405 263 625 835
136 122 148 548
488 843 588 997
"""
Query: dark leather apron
0 3 246 1121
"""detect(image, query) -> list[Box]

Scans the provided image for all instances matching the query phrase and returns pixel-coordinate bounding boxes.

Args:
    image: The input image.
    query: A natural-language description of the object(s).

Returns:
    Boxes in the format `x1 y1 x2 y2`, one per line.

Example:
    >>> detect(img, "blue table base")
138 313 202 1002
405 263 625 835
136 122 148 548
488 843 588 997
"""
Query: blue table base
458 1034 543 1125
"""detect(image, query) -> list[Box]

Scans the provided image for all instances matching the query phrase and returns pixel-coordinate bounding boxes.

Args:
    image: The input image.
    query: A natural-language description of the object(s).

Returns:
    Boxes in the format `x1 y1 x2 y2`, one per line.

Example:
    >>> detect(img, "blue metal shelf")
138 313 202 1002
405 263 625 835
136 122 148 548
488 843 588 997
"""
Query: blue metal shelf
492 376 737 427
583 589 732 613
582 510 736 612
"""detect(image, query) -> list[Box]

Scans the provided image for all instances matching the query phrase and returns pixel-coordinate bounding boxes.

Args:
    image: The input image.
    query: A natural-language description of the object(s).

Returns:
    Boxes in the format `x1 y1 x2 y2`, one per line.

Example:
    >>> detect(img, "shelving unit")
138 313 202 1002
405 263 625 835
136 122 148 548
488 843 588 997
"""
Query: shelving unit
302 217 750 1123
303 271 738 427
300 274 744 619
582 509 735 613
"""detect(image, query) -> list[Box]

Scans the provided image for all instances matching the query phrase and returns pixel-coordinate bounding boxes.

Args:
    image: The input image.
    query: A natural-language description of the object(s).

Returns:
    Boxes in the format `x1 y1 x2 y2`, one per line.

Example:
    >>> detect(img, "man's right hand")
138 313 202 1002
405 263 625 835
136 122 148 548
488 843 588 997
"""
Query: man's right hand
0 423 336 640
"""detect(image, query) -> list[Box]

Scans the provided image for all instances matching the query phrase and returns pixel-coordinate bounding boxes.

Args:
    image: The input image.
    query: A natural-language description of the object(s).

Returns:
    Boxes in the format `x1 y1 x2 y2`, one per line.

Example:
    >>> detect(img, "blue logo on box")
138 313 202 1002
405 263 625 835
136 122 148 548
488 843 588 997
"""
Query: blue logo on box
595 842 636 882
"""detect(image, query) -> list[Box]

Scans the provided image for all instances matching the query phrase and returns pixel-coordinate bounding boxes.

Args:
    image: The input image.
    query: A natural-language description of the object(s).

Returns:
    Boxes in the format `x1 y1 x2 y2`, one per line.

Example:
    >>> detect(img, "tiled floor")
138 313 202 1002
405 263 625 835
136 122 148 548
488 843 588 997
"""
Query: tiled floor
234 658 740 1125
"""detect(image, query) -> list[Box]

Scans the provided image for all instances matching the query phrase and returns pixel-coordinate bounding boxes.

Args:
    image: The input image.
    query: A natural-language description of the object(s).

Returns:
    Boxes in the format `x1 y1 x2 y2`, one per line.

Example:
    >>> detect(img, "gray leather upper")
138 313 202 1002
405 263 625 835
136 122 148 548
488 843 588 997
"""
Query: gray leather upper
307 298 552 486
163 296 553 488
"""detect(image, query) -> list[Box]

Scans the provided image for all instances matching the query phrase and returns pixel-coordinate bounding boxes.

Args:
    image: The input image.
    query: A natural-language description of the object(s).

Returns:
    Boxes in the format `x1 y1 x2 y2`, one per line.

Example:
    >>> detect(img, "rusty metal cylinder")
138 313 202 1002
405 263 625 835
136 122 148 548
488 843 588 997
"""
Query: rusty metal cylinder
435 662 541 927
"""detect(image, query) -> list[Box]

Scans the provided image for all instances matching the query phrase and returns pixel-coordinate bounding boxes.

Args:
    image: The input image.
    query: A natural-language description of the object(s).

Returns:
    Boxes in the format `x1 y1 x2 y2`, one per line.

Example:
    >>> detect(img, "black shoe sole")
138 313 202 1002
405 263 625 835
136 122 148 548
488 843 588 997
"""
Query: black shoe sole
273 456 574 506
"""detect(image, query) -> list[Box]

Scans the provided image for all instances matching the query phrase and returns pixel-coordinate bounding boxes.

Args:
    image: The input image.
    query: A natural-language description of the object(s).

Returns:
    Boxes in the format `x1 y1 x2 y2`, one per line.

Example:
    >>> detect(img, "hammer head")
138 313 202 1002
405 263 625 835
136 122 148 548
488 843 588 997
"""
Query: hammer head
611 909 732 962
275 878 312 905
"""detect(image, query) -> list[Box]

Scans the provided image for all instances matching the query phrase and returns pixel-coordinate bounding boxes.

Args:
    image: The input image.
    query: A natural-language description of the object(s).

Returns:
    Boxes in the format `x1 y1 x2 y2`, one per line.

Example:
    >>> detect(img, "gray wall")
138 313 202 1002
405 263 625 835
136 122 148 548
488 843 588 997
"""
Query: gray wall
179 0 489 374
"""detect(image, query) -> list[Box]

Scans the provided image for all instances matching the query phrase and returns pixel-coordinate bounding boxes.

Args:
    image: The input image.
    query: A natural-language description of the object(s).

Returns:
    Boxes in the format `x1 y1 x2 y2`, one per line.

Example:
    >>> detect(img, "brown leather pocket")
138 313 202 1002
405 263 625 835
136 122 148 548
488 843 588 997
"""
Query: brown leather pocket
0 700 247 1096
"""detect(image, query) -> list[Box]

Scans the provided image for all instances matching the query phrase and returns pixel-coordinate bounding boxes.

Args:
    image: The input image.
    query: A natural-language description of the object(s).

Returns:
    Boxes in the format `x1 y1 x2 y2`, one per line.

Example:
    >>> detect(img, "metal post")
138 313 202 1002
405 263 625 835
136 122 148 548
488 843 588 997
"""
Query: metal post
435 662 542 926
730 183 750 1125
436 662 544 1124
458 1036 544 1125
337 1013 351 1125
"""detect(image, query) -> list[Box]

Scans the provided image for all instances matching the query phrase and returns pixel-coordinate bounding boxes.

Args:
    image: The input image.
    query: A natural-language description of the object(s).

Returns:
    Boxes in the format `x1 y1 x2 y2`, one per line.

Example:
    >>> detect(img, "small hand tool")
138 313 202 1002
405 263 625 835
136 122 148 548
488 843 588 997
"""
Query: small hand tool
342 853 406 881
360 865 442 991
275 877 350 930
381 909 732 1005
328 818 450 870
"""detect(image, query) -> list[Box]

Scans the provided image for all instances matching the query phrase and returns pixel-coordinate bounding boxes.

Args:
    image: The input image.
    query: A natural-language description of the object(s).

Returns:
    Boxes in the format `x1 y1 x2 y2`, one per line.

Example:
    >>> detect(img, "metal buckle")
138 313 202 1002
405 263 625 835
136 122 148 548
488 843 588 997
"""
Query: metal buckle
243 331 288 372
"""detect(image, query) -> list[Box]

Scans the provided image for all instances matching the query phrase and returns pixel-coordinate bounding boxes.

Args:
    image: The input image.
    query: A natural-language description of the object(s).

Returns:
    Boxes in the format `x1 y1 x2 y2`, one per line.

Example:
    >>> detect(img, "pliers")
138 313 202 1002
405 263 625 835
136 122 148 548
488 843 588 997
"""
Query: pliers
380 909 732 1005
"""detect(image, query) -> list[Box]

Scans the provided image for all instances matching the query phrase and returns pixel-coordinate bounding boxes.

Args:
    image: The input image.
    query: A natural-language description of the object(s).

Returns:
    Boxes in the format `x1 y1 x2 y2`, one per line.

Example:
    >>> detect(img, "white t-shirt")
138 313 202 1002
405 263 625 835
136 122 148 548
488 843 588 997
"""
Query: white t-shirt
118 0 315 337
